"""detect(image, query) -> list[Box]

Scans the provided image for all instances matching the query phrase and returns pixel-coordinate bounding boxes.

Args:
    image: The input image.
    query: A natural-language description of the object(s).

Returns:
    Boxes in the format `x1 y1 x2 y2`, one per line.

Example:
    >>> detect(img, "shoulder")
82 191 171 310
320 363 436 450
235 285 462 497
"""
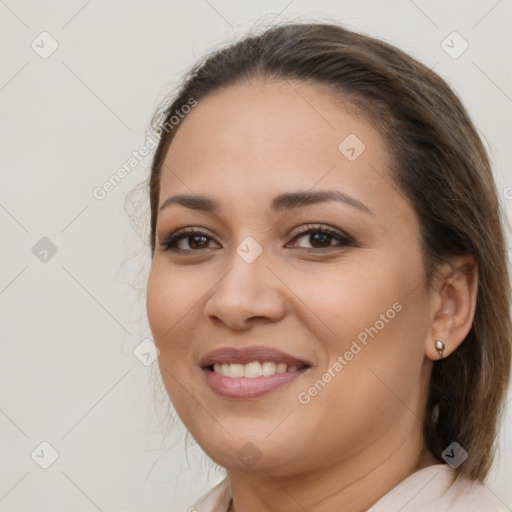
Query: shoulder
436 472 507 512
368 464 506 512
188 477 232 512
187 466 507 512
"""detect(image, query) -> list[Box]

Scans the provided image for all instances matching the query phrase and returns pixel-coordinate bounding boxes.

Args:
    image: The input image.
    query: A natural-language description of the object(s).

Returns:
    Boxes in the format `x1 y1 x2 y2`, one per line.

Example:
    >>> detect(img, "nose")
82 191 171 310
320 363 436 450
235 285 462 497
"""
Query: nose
203 244 287 330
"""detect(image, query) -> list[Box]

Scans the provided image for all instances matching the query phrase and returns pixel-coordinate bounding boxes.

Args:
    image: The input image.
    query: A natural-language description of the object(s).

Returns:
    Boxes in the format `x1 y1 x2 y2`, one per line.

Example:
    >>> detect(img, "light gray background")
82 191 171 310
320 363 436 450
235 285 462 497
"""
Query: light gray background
1 1 511 510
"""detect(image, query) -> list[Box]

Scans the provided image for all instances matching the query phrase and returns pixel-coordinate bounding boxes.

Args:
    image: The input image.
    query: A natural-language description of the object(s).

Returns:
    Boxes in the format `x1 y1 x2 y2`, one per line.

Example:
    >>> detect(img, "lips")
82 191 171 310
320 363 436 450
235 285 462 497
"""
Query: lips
199 345 313 398
199 345 312 369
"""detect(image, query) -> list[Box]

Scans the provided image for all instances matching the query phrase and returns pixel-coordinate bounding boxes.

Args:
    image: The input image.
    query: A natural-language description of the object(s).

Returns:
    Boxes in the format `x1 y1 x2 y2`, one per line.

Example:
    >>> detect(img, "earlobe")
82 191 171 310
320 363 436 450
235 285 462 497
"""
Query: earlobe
434 340 445 359
425 255 478 361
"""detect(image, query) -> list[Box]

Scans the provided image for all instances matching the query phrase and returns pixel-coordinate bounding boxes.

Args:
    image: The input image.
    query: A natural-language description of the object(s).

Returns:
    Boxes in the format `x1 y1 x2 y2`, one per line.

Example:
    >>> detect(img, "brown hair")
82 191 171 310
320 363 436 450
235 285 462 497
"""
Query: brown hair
148 21 511 481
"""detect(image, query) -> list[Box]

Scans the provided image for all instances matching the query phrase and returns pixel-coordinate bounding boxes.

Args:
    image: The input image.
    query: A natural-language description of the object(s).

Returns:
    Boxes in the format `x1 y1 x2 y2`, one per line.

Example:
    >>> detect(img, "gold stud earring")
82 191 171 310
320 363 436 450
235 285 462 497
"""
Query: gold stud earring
435 340 445 360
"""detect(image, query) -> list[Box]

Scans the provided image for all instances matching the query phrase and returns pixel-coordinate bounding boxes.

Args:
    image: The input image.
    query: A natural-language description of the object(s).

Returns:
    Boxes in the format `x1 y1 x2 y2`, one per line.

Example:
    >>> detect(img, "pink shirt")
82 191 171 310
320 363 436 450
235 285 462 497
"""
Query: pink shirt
189 464 506 511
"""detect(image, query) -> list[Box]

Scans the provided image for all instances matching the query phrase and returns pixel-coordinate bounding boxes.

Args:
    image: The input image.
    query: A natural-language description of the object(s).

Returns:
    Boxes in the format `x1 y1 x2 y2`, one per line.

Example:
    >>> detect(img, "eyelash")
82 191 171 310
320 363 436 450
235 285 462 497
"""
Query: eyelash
158 223 356 254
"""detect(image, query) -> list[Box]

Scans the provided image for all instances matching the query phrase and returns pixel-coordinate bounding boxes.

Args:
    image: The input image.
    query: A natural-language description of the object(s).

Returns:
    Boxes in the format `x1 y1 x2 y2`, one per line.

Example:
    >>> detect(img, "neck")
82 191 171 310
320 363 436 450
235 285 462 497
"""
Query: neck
227 428 439 512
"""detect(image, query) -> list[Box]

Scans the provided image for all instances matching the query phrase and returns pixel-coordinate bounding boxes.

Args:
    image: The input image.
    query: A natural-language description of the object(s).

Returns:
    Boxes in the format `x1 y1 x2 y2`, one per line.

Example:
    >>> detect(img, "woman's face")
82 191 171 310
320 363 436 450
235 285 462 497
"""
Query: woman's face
147 79 435 476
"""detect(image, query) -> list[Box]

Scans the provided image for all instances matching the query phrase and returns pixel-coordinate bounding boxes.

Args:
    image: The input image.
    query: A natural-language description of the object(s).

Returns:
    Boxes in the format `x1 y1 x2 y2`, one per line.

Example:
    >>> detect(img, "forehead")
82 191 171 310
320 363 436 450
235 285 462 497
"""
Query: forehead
165 79 385 165
158 79 407 221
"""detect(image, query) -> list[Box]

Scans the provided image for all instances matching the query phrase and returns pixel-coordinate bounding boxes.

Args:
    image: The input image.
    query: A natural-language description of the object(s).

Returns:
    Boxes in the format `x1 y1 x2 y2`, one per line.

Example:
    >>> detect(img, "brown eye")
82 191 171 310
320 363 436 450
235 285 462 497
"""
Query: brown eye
179 234 210 250
160 229 219 252
295 232 336 249
288 224 354 251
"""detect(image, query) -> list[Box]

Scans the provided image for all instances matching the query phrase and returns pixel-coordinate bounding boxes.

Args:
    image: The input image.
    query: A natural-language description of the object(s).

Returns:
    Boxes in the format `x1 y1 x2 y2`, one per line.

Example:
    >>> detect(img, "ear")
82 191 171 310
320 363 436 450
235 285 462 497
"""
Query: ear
425 255 478 360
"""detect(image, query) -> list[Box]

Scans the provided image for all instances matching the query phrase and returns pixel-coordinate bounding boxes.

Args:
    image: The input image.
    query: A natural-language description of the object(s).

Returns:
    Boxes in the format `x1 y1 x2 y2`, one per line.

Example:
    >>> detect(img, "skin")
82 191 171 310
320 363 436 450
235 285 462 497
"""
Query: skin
146 78 478 512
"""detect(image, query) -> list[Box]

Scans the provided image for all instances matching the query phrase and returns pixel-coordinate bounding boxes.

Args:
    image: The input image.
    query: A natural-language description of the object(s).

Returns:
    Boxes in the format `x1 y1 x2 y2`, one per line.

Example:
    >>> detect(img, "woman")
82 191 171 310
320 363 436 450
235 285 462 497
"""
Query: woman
145 22 511 511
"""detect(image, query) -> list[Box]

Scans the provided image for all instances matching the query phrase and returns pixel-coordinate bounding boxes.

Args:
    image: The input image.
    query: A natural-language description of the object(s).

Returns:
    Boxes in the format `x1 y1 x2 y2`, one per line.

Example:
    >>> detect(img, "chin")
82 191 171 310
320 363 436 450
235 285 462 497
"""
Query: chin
190 427 305 475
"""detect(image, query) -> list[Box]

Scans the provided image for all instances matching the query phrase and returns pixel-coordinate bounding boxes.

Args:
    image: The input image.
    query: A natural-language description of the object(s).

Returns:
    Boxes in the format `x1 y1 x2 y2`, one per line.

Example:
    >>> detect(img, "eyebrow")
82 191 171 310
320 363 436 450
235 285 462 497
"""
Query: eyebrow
159 189 374 216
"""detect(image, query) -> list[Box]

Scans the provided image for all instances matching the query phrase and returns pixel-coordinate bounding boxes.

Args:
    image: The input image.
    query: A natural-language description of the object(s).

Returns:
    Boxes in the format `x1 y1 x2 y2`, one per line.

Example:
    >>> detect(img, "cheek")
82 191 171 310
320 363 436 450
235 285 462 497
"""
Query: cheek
291 281 429 460
146 264 172 341
146 262 201 413
288 259 406 348
291 257 429 402
146 262 198 354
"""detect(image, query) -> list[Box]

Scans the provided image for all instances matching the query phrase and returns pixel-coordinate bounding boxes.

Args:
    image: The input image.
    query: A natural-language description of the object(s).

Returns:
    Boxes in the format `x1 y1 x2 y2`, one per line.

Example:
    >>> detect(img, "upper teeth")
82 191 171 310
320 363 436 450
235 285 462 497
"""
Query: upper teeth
212 361 301 378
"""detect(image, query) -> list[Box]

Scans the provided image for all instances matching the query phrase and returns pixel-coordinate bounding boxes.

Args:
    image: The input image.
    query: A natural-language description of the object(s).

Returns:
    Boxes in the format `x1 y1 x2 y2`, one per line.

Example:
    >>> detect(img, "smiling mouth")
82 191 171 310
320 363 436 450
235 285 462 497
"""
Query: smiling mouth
202 361 311 399
206 361 309 378
199 345 312 398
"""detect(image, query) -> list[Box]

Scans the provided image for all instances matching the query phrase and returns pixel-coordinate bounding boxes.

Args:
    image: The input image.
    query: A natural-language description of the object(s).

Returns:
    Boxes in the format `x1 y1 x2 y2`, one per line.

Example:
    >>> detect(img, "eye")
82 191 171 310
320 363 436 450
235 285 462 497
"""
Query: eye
159 228 219 252
287 224 355 251
158 224 355 253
